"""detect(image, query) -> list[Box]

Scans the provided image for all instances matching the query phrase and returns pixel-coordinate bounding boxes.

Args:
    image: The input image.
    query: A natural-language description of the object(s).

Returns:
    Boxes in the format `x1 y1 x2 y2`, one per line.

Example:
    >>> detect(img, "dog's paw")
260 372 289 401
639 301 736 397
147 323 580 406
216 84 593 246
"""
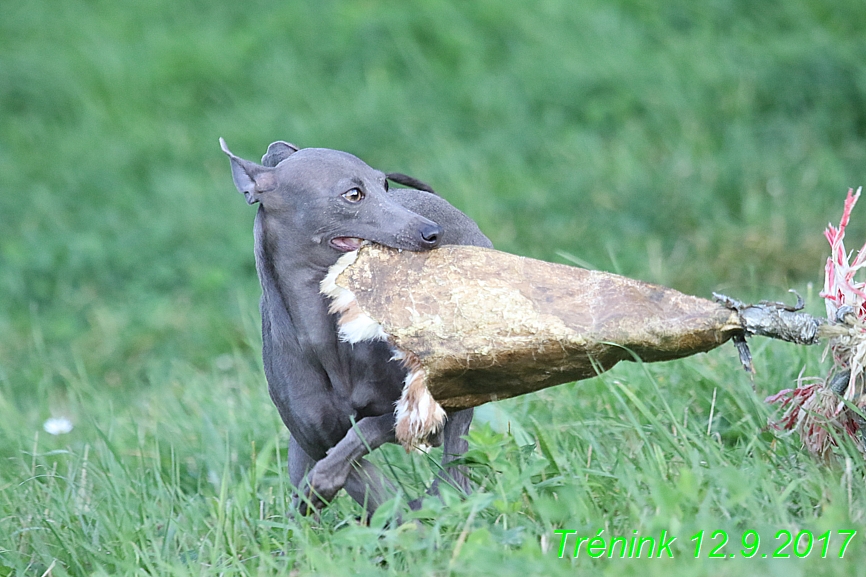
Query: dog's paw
297 460 347 515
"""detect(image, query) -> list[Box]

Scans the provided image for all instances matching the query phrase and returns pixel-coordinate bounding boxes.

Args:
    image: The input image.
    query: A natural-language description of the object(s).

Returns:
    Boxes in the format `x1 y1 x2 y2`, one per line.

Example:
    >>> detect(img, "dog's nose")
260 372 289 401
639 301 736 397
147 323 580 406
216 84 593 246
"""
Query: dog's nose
420 223 442 248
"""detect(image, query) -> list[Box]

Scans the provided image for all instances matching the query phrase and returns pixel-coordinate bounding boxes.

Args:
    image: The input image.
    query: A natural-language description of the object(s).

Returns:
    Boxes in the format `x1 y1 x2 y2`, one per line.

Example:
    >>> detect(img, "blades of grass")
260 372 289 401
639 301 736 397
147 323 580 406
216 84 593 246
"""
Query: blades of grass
530 418 564 478
39 512 86 576
610 377 687 462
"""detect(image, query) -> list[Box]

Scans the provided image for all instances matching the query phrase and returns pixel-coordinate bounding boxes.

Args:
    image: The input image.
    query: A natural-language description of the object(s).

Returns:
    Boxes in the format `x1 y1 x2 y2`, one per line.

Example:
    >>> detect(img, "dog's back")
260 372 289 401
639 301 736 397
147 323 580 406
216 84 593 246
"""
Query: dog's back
389 188 491 249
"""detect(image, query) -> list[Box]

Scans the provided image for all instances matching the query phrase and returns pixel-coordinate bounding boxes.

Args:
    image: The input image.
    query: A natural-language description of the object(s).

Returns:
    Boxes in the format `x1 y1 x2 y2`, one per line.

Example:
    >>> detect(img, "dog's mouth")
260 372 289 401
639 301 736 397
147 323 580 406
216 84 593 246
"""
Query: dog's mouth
329 237 367 252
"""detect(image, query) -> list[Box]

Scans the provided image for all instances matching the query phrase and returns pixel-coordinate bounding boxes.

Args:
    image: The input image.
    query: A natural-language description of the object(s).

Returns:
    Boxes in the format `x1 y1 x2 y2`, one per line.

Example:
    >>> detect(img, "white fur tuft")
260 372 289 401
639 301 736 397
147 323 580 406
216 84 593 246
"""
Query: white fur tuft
338 314 390 343
328 289 357 316
394 367 446 449
394 370 419 425
320 249 361 301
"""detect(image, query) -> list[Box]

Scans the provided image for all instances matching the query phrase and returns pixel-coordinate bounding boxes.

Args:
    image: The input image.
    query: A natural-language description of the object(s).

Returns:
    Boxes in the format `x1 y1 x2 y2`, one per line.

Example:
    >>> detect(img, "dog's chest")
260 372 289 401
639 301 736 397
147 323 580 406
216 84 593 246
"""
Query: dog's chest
332 339 406 414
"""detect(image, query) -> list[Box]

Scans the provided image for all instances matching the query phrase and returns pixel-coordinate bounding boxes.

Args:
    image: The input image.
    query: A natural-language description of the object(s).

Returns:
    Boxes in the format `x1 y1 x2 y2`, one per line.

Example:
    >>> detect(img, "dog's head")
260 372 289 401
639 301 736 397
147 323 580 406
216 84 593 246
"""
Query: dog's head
220 138 442 265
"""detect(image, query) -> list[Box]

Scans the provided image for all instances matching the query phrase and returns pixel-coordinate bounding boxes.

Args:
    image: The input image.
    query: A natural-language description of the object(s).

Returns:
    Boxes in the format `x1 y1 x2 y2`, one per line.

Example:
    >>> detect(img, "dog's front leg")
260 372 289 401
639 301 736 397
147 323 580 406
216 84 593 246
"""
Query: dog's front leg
299 413 396 515
288 437 317 510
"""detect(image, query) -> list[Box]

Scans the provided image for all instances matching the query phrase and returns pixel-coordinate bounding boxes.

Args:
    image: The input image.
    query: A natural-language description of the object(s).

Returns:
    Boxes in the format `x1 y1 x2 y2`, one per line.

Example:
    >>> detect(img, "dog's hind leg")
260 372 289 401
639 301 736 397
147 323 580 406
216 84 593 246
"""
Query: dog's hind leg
299 413 396 515
429 408 474 497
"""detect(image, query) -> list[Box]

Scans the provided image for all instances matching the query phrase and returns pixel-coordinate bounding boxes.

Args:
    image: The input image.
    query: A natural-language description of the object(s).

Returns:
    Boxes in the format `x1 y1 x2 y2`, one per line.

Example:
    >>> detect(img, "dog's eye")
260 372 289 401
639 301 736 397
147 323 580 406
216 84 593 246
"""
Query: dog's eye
342 188 365 203
383 179 389 192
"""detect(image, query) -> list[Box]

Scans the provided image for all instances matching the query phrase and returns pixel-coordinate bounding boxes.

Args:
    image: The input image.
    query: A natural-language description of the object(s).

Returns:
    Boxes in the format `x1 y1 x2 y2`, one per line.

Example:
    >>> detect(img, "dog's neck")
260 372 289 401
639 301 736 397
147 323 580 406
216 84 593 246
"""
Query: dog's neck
253 208 343 355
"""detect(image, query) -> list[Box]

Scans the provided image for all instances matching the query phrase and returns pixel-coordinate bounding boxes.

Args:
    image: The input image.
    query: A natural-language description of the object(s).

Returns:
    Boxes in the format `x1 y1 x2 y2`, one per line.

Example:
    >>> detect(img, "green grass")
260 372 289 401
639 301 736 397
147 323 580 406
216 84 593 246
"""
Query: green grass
2 0 866 574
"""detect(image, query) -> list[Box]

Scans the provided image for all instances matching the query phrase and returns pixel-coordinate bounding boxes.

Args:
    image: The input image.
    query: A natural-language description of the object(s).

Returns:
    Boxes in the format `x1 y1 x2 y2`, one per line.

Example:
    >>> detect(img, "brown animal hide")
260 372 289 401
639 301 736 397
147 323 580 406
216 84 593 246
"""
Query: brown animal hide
321 244 756 449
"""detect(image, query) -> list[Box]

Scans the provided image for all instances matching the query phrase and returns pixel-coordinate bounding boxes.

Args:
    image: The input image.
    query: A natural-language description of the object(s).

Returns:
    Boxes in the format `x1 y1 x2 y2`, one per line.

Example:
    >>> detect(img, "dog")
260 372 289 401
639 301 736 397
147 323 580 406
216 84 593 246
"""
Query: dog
220 138 492 516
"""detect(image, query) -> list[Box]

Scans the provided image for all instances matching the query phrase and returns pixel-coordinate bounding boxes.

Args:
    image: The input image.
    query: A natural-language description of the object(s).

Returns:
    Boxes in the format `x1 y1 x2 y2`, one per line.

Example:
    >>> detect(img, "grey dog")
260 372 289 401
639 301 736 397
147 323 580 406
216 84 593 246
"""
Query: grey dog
220 138 492 516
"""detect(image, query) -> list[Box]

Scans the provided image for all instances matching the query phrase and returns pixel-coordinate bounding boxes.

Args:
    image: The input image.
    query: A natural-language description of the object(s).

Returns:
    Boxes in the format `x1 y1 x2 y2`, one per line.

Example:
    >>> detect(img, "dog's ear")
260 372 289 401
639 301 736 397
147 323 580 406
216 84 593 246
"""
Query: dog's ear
219 138 277 205
386 172 437 195
261 141 300 168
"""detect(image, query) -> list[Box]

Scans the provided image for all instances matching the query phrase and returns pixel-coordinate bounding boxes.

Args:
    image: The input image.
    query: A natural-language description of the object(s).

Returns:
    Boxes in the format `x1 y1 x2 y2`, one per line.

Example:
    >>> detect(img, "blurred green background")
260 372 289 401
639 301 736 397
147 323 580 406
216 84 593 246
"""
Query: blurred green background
2 0 866 574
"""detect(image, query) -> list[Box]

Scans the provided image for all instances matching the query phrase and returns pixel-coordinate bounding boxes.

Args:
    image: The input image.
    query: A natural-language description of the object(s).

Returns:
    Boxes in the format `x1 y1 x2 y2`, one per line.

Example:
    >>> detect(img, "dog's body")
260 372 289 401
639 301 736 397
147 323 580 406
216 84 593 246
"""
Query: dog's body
221 139 491 515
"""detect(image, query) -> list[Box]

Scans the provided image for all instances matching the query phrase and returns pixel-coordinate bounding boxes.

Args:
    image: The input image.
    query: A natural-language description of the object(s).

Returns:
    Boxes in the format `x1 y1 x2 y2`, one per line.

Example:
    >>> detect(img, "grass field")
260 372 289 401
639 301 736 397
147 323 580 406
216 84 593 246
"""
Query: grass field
3 0 866 574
